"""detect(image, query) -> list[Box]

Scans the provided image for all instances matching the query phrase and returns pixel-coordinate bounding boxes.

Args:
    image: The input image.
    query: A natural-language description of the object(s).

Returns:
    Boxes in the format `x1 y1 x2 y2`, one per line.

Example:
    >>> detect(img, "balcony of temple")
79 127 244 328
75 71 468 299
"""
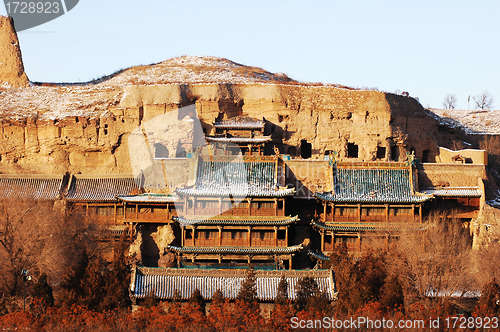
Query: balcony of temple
182 198 287 217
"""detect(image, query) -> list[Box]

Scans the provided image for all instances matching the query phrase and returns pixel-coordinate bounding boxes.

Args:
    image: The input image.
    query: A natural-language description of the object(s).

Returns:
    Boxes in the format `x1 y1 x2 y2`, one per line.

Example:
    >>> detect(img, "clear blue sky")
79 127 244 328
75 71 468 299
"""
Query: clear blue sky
2 0 499 110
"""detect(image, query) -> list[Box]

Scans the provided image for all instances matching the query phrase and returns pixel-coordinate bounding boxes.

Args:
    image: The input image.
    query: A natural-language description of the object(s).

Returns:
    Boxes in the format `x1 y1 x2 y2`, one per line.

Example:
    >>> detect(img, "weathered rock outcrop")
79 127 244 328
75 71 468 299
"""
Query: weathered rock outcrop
0 16 29 88
0 83 448 175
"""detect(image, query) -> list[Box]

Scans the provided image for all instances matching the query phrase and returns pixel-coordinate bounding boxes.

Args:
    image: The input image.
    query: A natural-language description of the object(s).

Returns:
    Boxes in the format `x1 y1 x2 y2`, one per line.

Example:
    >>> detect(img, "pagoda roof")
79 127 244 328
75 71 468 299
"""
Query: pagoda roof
205 136 272 144
66 174 140 202
167 244 302 255
0 174 65 200
308 250 331 261
130 266 335 301
176 156 294 197
213 116 265 129
172 215 299 226
315 163 432 204
311 220 428 232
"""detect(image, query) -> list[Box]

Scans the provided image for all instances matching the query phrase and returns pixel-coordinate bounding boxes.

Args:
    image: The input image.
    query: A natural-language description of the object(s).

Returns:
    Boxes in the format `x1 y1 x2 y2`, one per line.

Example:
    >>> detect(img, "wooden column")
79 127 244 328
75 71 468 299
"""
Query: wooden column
282 198 286 215
331 203 335 222
357 204 361 222
247 198 252 216
275 198 278 216
181 227 185 247
248 227 252 247
218 226 222 247
358 233 362 253
193 227 196 247
323 202 327 222
129 222 133 243
274 226 278 247
285 227 288 246
419 204 423 223
289 258 292 270
166 203 170 222
385 204 389 222
411 204 415 222
135 204 139 220
320 231 325 252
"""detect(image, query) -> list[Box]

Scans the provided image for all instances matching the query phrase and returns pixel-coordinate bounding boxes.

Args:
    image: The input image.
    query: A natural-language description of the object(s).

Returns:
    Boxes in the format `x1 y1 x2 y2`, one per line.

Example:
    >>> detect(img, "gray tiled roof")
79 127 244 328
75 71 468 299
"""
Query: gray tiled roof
308 250 330 261
118 194 179 203
206 136 272 144
0 174 65 200
213 116 265 129
316 166 432 204
167 244 303 255
66 175 140 202
172 215 299 226
311 220 428 232
422 187 482 197
176 158 294 197
130 267 335 301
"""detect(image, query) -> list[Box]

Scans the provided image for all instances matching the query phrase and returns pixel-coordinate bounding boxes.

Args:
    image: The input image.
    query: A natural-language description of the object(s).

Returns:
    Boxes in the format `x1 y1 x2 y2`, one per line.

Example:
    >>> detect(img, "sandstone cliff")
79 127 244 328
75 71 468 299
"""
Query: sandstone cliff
0 16 29 88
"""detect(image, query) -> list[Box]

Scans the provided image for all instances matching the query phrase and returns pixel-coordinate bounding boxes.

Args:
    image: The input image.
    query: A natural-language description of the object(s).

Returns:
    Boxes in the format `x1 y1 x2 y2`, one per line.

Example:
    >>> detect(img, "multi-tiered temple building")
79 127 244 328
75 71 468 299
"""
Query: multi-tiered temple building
169 152 301 269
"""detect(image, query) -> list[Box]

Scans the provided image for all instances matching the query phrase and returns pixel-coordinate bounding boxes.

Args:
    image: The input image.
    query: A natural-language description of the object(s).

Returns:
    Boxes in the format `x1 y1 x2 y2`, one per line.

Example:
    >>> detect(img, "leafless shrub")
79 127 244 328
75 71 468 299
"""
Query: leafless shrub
443 94 457 110
473 91 494 110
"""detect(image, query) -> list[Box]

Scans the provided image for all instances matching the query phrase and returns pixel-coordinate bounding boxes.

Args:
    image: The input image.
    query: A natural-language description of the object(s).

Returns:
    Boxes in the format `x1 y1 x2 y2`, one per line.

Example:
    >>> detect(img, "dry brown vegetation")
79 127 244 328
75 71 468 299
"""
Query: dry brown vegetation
0 200 104 312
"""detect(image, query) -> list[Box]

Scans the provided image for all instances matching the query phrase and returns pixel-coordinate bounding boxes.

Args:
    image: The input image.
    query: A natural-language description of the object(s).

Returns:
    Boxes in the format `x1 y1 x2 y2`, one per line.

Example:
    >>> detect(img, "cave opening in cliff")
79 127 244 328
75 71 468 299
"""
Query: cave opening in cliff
154 143 169 158
347 143 358 158
376 146 386 159
422 150 430 163
391 145 399 161
176 141 187 158
301 140 312 159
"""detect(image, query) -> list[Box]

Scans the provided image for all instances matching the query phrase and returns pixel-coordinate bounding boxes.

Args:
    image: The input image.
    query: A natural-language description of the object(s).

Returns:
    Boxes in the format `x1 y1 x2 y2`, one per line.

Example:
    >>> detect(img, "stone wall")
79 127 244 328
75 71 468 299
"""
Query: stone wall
437 146 487 165
417 163 487 189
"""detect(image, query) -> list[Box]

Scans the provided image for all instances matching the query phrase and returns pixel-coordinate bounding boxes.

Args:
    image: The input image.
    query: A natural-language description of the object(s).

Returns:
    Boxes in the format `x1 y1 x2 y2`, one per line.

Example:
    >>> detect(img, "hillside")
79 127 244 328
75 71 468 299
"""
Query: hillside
428 108 500 135
0 55 357 120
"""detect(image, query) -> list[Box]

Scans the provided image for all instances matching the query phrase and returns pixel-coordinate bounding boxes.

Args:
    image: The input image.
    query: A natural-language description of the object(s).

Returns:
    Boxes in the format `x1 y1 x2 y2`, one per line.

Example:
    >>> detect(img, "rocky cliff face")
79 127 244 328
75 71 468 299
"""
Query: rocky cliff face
0 16 29 88
0 82 445 175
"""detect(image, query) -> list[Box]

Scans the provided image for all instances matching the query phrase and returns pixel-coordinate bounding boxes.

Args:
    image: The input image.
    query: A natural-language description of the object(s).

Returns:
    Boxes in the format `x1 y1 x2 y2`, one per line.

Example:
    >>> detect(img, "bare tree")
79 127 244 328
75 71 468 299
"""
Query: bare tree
0 200 99 311
390 213 475 311
443 94 457 109
473 91 494 110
